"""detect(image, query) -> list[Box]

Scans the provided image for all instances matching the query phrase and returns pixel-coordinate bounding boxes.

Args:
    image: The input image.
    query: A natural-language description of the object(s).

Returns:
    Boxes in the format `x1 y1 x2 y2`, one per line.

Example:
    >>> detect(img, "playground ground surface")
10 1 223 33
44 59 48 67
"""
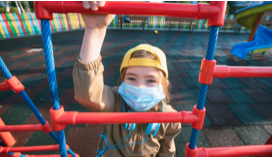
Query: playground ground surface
0 29 272 157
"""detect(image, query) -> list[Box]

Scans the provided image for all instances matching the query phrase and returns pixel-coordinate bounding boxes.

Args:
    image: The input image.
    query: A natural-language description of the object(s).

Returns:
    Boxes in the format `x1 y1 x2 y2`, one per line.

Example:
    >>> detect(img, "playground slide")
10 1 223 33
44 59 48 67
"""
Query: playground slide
230 2 272 60
235 2 272 29
231 25 272 60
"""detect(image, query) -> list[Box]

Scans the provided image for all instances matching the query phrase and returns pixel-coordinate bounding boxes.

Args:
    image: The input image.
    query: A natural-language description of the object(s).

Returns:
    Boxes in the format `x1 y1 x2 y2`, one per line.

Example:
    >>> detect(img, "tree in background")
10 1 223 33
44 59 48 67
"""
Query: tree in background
227 1 237 14
4 1 9 12
0 1 17 13
27 1 34 12
0 1 34 13
24 1 31 12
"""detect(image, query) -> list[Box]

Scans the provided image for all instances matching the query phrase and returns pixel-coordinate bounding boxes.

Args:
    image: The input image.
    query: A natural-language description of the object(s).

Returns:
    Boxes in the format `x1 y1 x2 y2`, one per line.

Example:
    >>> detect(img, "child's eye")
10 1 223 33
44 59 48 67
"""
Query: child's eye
127 77 136 81
147 80 157 83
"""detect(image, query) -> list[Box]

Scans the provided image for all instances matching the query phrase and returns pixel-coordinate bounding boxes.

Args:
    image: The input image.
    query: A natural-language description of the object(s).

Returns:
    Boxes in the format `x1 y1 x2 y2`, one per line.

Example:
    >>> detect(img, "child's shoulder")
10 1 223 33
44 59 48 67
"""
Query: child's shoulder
104 85 119 96
111 86 119 93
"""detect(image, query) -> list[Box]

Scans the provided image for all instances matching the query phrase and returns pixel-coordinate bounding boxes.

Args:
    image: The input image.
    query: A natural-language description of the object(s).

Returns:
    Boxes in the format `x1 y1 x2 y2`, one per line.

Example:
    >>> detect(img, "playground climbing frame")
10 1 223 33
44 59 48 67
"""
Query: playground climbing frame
1 1 272 157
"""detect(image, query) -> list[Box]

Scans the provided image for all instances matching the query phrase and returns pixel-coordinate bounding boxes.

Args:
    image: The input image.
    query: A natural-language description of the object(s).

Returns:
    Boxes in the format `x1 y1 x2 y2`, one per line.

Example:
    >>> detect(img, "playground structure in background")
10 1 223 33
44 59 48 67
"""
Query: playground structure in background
0 1 272 157
231 2 272 62
1 10 272 39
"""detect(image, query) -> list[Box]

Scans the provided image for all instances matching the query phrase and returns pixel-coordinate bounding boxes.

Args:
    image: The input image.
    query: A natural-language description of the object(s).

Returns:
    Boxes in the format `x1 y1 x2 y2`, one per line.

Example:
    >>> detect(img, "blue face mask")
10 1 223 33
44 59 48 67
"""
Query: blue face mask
117 82 165 112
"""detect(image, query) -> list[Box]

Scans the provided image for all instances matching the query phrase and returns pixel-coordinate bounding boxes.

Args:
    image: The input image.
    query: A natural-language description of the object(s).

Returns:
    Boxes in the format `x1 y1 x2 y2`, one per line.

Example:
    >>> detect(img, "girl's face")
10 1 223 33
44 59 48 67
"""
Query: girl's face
124 66 161 88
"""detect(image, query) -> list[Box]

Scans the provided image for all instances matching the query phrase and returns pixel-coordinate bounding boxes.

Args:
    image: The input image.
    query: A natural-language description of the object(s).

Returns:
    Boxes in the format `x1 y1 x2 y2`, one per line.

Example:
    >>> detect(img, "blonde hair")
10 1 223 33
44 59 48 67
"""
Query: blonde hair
118 50 170 112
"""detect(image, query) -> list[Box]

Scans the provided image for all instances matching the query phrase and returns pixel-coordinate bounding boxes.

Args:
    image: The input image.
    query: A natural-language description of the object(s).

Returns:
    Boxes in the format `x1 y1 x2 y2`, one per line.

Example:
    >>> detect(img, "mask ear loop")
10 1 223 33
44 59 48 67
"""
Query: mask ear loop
122 101 128 129
123 101 135 131
150 101 164 137
97 100 149 157
97 130 132 157
122 100 126 112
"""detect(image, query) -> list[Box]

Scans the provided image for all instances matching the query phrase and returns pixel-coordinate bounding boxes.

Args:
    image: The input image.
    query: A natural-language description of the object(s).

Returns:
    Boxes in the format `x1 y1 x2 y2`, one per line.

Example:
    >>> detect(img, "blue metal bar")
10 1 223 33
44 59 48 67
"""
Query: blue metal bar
41 19 67 157
0 57 12 79
205 26 219 61
7 152 25 157
68 149 76 157
41 20 60 110
0 56 76 157
20 91 47 125
8 153 26 157
19 92 75 156
196 85 208 110
188 26 219 149
7 152 14 156
48 131 76 157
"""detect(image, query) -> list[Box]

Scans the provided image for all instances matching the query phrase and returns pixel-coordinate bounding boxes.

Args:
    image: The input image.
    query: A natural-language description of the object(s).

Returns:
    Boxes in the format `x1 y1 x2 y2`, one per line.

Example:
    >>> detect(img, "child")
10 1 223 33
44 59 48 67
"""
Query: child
72 1 181 157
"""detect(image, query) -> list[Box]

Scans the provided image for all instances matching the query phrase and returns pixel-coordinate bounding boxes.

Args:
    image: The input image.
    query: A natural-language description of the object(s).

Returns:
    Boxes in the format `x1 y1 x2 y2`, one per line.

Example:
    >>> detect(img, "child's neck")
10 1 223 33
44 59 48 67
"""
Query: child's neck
125 101 163 112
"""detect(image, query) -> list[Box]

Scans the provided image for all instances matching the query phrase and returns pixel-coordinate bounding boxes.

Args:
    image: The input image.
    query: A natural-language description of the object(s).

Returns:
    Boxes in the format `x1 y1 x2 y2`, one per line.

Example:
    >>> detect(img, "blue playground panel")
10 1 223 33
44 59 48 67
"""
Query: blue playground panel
231 25 272 61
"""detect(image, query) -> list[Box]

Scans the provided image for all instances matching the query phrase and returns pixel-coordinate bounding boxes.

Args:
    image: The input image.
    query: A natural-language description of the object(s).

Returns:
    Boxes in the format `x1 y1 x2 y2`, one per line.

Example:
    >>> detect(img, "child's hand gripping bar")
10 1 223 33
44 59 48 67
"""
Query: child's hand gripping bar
35 1 227 26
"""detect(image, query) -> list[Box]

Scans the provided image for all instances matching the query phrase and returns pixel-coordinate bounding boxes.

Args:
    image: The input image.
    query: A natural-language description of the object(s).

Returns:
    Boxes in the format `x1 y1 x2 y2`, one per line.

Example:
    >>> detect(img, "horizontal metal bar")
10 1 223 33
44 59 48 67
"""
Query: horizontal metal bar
35 1 221 19
57 111 199 124
213 66 272 78
0 124 43 132
196 145 272 157
0 144 68 153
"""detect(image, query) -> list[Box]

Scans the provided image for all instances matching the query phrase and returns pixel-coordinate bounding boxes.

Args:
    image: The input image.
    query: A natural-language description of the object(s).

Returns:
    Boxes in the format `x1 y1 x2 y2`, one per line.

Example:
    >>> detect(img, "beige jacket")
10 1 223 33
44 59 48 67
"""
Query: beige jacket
72 56 182 157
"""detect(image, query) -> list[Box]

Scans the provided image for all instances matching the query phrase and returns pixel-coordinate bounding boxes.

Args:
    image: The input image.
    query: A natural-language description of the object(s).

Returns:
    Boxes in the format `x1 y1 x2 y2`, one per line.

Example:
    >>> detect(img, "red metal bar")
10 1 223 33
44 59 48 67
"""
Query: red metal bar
35 1 227 26
0 124 43 132
58 111 198 124
50 106 202 131
51 106 202 131
5 76 25 93
196 145 272 157
0 118 16 147
0 144 69 153
213 66 272 78
0 82 11 91
25 154 79 157
3 152 22 157
0 153 78 157
0 153 12 157
198 59 272 84
208 2 226 27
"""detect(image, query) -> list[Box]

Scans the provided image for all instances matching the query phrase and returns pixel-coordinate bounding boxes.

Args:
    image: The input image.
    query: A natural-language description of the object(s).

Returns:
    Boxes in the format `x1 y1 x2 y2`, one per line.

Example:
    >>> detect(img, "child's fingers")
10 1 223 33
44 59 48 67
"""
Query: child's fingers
90 1 98 11
82 1 91 9
97 1 105 7
83 1 105 11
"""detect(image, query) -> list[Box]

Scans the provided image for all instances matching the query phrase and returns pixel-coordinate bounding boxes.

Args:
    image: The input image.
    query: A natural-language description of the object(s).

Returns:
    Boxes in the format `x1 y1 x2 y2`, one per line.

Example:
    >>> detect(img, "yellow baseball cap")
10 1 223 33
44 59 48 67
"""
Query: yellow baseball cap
120 44 168 78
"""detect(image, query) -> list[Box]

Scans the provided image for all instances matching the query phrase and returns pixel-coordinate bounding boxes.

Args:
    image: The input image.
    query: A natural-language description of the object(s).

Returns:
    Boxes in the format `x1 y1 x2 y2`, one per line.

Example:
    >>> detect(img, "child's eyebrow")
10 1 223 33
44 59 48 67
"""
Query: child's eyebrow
145 74 159 79
126 72 137 76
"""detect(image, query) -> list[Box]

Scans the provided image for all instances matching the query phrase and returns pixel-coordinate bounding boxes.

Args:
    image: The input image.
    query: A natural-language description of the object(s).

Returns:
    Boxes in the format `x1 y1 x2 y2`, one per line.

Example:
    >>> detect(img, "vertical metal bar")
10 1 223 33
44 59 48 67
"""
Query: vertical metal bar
40 19 67 157
188 26 219 149
205 26 219 61
0 57 76 156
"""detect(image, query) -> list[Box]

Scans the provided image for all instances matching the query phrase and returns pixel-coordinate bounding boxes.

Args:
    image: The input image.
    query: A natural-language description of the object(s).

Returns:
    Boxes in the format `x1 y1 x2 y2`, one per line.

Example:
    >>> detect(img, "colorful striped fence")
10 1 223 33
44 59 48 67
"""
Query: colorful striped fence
0 12 271 39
